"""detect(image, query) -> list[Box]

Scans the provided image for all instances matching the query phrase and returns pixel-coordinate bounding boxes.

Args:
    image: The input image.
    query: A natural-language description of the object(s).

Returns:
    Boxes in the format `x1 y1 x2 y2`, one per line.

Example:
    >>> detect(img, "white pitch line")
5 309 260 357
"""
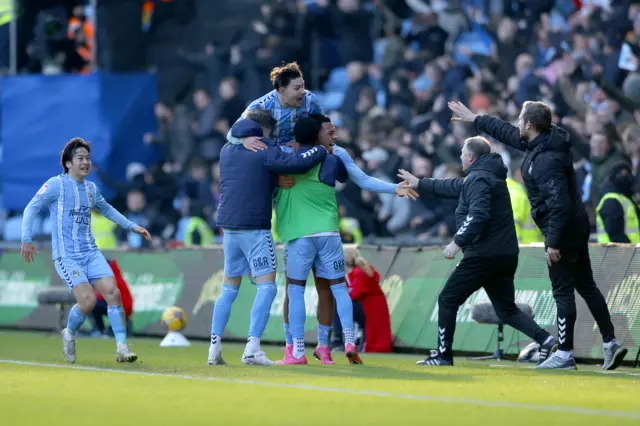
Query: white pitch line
1 359 639 419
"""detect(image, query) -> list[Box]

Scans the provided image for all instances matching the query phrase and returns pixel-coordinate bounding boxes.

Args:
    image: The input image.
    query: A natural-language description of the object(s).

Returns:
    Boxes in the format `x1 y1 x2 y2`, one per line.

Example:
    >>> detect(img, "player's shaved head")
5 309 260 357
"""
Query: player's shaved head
294 117 321 145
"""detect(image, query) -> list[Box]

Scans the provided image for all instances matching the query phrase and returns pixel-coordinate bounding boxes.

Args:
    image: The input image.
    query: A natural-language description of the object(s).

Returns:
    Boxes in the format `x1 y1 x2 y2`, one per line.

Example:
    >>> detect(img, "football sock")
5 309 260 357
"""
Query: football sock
317 324 331 347
66 304 86 338
248 282 277 339
107 304 127 345
330 283 354 345
211 283 239 337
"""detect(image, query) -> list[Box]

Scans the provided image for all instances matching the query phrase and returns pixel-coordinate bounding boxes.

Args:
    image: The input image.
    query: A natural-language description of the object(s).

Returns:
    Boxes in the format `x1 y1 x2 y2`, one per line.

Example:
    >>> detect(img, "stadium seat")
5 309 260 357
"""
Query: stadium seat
324 67 348 92
321 92 345 111
468 302 535 361
37 288 76 332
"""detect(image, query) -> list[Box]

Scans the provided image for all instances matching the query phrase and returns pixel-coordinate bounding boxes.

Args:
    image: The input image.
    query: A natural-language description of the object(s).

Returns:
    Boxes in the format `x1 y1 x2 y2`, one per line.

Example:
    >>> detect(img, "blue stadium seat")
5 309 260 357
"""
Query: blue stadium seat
376 90 387 108
324 67 349 92
320 92 345 111
3 216 24 241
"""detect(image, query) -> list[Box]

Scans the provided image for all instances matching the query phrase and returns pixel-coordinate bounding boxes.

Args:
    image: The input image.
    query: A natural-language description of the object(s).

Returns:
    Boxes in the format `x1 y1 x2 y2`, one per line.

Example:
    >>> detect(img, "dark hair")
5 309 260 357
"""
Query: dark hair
270 62 303 90
245 108 276 131
464 136 491 158
61 137 91 173
522 101 552 133
308 113 331 126
294 117 321 144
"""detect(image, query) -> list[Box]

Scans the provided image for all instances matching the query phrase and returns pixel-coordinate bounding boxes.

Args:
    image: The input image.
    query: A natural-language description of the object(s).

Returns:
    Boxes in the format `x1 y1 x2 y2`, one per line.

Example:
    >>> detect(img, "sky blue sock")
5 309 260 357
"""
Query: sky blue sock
107 305 127 345
249 282 277 338
211 284 239 337
331 283 353 330
284 323 293 345
318 324 331 347
66 304 86 337
288 284 306 339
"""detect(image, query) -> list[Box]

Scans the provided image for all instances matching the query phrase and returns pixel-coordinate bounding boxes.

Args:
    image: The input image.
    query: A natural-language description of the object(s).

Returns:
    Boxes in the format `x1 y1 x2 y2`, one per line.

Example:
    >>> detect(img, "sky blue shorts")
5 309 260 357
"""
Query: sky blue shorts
223 229 277 278
54 250 113 290
284 235 345 281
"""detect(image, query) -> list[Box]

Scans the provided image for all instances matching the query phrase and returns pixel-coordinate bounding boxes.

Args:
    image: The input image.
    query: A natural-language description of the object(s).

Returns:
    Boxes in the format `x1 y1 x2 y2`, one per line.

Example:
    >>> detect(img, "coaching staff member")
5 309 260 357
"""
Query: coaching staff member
448 100 627 370
399 137 555 366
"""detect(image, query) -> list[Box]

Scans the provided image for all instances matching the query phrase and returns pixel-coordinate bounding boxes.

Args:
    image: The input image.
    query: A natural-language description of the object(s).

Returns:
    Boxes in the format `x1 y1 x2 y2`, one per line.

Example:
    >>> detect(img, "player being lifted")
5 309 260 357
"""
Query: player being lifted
230 62 411 363
21 138 151 364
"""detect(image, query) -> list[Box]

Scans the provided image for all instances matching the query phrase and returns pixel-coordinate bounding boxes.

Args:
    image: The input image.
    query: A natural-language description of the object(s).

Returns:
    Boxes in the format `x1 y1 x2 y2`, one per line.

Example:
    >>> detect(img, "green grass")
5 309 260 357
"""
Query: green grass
0 331 638 426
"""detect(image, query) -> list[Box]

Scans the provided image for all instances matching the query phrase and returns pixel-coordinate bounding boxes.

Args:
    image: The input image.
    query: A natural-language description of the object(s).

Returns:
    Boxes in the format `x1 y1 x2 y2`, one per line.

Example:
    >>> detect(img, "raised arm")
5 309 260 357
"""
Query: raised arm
418 178 464 199
448 101 526 152
474 115 526 152
92 183 136 230
333 146 397 194
22 178 60 244
453 177 491 248
264 145 327 174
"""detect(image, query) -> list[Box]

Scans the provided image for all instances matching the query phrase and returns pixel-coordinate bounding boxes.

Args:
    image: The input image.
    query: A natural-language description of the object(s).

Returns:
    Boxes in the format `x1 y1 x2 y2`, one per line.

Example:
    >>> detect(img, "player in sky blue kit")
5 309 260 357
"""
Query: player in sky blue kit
21 138 151 364
210 109 328 366
228 62 407 363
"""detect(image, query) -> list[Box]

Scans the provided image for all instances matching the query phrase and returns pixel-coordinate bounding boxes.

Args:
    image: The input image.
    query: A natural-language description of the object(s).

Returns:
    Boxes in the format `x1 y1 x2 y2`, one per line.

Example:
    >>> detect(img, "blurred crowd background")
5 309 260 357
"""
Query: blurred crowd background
2 0 640 249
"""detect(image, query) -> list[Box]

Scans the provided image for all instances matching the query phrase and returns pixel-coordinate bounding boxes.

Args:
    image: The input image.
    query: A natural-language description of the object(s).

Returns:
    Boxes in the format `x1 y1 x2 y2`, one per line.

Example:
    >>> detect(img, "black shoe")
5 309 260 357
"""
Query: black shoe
537 336 557 366
602 340 628 371
416 355 453 366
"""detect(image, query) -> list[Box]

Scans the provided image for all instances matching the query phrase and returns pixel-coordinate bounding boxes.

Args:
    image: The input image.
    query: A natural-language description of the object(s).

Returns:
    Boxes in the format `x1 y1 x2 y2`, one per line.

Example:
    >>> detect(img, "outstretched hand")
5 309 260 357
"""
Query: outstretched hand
397 169 420 189
396 181 419 200
448 101 478 123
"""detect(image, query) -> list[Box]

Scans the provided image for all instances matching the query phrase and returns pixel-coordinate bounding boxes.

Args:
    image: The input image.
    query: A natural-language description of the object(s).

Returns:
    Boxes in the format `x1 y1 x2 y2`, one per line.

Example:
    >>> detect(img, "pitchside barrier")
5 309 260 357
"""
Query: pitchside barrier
0 244 638 361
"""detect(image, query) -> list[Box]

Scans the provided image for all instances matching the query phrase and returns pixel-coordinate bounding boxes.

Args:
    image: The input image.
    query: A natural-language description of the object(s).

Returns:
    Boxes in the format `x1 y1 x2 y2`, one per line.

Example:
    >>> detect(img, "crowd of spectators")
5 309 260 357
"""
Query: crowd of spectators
4 0 640 248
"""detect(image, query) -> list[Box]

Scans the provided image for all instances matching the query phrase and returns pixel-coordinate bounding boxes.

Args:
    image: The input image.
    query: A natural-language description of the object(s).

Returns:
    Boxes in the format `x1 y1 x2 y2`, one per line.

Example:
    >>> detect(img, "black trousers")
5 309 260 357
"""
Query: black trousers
437 255 550 360
548 244 615 351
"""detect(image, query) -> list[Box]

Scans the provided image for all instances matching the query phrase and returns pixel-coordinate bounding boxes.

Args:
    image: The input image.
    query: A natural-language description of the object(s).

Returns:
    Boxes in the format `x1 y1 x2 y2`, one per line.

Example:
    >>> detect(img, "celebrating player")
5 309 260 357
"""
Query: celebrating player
230 62 412 363
210 109 328 366
21 138 151 364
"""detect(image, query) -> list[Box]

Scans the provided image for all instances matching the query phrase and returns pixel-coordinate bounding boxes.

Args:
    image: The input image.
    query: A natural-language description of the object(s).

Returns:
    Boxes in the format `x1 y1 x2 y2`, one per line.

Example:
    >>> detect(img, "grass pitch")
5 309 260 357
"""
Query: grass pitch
0 330 638 426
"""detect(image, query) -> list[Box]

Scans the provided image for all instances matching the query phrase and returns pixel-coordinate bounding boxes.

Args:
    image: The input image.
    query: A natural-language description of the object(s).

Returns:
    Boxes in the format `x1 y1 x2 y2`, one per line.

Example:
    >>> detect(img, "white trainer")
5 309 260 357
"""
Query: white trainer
116 343 138 363
242 351 275 366
61 328 76 364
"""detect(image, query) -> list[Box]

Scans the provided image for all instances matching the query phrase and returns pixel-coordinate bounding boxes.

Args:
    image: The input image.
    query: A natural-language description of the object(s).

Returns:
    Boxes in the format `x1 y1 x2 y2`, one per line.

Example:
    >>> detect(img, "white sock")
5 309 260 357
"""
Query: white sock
65 329 75 339
556 350 572 360
246 336 260 353
343 328 355 345
603 340 616 349
543 335 554 345
210 334 221 346
293 337 305 359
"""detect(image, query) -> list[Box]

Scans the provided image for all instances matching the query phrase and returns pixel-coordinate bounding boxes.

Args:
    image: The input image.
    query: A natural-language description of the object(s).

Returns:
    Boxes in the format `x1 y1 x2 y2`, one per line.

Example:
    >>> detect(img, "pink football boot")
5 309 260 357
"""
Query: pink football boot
345 343 363 365
276 351 308 365
313 346 335 365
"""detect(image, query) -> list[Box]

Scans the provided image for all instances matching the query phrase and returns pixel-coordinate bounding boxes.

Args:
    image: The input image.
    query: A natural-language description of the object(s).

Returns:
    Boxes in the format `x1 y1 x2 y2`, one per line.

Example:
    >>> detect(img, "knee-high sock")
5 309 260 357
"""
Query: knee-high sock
248 282 277 338
330 283 354 345
107 304 127 345
66 304 87 337
210 284 239 338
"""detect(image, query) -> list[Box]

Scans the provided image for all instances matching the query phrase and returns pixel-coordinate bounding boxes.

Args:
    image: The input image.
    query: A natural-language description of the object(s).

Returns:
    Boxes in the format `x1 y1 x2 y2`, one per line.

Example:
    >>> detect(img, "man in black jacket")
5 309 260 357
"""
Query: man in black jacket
449 100 628 370
399 137 555 366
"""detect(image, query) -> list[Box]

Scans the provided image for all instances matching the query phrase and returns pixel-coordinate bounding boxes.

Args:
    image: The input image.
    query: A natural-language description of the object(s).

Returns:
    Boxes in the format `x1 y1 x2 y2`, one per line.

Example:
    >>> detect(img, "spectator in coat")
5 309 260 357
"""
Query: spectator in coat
344 248 393 353
91 258 134 336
